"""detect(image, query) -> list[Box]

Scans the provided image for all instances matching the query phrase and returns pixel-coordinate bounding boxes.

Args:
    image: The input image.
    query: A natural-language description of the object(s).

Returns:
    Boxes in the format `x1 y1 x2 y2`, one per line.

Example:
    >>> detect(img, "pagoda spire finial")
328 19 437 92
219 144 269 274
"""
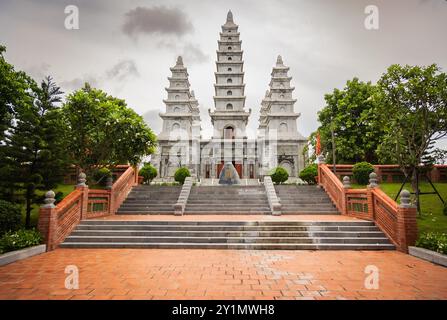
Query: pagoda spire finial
276 55 283 66
226 10 233 23
176 56 183 66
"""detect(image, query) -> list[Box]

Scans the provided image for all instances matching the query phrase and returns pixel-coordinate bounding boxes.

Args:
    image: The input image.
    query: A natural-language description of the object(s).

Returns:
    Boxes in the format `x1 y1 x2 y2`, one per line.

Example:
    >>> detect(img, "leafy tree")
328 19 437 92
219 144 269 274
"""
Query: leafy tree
270 167 289 185
2 76 68 227
0 45 34 142
377 64 447 214
0 45 37 199
62 84 157 179
302 132 317 166
318 78 385 164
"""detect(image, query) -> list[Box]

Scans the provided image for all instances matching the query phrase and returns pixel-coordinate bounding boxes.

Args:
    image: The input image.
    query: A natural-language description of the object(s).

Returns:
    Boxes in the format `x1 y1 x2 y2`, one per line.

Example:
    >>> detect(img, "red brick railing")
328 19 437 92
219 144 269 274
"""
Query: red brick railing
318 164 345 213
38 165 138 251
328 164 447 183
318 163 418 252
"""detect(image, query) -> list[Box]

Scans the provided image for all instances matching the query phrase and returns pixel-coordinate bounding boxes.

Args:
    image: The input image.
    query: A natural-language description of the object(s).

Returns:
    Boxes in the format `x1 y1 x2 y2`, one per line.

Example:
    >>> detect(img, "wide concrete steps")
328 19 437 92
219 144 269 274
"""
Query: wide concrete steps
60 220 395 250
117 185 182 215
275 185 340 214
185 186 271 215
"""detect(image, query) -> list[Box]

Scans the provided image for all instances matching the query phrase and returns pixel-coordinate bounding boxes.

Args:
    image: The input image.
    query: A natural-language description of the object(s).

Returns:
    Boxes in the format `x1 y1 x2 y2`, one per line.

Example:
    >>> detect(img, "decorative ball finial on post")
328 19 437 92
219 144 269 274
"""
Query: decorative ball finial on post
343 176 351 189
77 172 87 187
43 190 56 208
399 189 412 208
368 172 378 188
276 55 284 66
226 10 233 23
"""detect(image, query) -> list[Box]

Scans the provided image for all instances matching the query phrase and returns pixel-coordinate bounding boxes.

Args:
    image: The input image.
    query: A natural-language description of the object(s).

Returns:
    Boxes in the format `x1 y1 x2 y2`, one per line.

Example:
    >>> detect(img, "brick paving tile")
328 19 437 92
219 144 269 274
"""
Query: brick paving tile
0 248 446 300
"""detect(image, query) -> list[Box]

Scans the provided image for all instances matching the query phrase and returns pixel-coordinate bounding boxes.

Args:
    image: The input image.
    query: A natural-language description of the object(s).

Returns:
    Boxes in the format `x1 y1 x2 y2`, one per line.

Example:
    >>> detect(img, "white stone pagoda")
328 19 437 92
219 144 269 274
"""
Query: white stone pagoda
153 11 307 182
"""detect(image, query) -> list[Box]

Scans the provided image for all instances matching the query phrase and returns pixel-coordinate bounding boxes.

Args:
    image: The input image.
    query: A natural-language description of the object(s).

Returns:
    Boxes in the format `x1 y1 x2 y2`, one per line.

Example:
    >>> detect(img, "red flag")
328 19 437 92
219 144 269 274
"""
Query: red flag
316 132 321 155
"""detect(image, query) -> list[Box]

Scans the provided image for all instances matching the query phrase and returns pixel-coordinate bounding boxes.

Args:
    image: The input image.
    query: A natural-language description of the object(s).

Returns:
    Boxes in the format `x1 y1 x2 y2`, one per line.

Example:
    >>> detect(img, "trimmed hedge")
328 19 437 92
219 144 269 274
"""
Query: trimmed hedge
0 200 22 236
270 167 289 185
93 168 112 186
0 229 43 254
416 232 447 255
139 163 158 184
352 162 374 185
174 167 191 185
299 164 318 185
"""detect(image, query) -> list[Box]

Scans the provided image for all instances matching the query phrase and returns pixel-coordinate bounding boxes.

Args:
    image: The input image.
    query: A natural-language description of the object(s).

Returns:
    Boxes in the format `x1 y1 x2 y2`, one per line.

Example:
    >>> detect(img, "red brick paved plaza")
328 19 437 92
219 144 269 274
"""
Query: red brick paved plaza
1 248 446 300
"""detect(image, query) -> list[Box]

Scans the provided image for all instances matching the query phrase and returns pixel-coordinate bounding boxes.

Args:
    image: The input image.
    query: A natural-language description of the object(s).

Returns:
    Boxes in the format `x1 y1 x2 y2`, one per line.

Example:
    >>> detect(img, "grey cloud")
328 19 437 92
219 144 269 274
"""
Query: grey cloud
60 59 138 91
122 6 193 38
24 63 51 83
60 76 99 91
143 109 163 134
182 44 208 64
106 60 140 81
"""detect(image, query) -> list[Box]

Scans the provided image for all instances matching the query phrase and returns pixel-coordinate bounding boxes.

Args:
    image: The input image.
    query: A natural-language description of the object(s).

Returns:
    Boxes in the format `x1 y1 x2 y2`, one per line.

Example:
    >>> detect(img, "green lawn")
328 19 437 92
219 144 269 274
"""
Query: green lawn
351 182 447 234
26 184 76 227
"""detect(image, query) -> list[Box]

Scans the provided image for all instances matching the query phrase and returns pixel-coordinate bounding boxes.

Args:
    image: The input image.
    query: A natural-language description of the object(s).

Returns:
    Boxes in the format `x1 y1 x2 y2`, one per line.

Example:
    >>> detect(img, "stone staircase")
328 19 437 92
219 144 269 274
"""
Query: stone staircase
184 186 271 215
275 185 339 215
116 185 182 215
60 220 395 250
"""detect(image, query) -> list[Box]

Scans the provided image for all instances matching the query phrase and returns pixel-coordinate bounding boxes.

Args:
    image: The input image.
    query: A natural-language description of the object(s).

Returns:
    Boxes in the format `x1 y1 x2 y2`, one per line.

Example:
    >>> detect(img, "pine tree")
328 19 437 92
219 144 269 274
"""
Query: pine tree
4 76 67 227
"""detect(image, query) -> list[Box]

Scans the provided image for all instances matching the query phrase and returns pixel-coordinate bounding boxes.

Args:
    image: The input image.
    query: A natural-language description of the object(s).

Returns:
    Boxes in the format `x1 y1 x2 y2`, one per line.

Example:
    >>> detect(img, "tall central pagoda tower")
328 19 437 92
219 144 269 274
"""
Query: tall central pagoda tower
209 10 251 139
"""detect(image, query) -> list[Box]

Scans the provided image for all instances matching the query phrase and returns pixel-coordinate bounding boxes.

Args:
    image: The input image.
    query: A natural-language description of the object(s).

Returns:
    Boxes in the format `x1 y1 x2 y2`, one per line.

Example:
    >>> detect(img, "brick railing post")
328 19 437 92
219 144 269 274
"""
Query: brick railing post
76 172 89 219
367 172 379 220
134 166 139 185
396 190 418 253
38 191 58 251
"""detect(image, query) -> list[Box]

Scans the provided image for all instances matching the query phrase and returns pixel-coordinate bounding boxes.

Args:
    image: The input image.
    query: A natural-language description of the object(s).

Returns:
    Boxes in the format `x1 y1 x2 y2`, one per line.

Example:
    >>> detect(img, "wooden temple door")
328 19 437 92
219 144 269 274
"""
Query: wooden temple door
234 163 243 178
217 162 224 178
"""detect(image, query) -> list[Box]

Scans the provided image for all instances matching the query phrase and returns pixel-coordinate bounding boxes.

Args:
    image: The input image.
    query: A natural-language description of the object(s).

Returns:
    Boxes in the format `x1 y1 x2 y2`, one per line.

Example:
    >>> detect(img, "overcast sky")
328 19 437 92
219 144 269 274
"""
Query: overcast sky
1 0 446 147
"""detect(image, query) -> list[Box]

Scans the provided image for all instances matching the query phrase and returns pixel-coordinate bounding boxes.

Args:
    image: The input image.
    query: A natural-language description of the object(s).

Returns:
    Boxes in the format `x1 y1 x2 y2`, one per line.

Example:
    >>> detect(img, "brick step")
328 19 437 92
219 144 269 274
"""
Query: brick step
59 242 395 250
70 229 387 238
61 220 394 250
80 220 376 226
74 224 380 232
63 236 391 244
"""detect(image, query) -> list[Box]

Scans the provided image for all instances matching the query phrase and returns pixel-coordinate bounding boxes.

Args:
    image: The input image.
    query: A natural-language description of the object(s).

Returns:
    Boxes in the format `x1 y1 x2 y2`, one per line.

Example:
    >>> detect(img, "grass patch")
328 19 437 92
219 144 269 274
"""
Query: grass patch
350 182 447 234
26 184 75 228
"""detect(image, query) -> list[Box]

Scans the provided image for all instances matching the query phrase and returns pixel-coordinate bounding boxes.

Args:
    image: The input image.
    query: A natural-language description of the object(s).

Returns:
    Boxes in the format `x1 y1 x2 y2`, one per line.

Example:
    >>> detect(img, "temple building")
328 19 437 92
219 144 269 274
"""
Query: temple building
152 11 307 182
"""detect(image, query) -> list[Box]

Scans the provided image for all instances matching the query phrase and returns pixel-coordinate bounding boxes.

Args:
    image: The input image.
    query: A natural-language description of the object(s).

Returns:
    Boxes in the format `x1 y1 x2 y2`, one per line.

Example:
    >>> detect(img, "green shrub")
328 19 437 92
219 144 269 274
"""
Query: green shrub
0 200 22 236
299 164 318 185
139 163 158 184
416 232 447 255
352 162 374 185
174 167 191 185
0 229 43 254
93 168 112 186
270 167 289 185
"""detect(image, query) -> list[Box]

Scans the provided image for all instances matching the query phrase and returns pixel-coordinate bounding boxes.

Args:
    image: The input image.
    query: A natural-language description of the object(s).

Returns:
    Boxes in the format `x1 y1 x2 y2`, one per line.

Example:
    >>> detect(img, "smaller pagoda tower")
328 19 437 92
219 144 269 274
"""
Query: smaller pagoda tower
153 56 201 179
257 55 307 178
